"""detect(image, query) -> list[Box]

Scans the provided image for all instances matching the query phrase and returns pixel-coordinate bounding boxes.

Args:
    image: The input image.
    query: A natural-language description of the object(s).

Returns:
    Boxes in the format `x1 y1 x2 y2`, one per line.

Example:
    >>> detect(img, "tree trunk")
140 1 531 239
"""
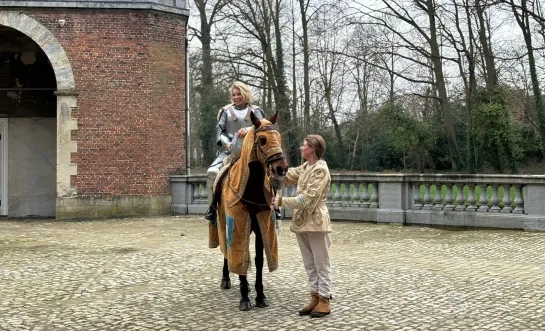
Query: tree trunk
195 0 220 165
427 0 460 169
475 0 498 89
464 0 477 172
298 0 311 135
510 0 545 154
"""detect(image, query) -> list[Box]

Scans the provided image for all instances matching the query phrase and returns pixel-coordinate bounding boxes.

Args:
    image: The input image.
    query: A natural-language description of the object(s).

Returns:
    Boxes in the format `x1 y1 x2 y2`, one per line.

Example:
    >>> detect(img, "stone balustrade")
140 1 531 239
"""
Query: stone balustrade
170 173 545 231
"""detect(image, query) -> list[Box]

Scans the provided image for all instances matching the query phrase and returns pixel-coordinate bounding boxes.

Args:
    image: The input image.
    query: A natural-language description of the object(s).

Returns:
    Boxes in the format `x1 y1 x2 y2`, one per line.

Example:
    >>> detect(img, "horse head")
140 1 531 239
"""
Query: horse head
250 111 288 184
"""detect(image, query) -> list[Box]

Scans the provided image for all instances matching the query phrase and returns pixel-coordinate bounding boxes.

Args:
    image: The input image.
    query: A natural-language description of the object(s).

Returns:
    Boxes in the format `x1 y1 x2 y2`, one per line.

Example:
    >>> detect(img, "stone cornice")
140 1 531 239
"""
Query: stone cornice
0 1 189 17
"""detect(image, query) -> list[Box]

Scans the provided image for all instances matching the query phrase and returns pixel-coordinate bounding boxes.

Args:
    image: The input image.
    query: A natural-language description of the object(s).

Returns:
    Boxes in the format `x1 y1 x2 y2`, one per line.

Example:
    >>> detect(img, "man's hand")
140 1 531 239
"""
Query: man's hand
271 195 279 209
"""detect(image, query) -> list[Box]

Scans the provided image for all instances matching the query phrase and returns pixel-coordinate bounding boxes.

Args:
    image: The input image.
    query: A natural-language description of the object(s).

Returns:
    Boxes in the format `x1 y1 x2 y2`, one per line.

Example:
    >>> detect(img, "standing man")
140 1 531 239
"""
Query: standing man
272 135 332 318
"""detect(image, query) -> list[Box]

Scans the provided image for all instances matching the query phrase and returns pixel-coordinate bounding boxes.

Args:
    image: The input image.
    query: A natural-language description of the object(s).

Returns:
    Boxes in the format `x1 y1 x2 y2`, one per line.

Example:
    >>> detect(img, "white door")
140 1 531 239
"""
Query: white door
0 119 7 215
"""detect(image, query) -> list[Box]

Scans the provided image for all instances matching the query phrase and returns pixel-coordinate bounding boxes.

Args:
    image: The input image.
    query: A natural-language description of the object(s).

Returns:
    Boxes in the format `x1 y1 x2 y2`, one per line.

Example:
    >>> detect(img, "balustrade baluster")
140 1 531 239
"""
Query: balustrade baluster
326 184 334 206
455 184 466 211
333 182 342 207
513 185 524 214
199 184 207 204
342 183 351 207
433 184 443 210
192 183 200 204
352 183 361 207
443 184 455 211
361 183 370 208
369 183 379 208
412 183 422 210
423 183 433 210
466 184 477 211
477 184 489 212
489 184 501 212
501 184 512 213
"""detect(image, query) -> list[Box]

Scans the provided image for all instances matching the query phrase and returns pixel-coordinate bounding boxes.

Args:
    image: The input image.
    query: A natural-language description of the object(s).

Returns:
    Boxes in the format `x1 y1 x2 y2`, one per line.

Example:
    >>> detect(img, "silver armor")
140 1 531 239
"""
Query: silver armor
206 104 265 203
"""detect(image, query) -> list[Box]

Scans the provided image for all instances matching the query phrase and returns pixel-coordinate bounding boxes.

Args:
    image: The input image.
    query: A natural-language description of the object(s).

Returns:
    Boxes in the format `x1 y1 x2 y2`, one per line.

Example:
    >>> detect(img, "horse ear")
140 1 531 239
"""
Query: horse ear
251 110 262 128
268 110 278 124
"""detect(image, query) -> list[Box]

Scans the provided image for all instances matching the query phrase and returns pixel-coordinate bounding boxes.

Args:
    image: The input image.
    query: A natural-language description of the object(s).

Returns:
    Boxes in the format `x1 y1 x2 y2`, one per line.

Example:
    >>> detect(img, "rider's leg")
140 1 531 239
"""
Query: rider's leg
205 153 231 222
205 166 219 221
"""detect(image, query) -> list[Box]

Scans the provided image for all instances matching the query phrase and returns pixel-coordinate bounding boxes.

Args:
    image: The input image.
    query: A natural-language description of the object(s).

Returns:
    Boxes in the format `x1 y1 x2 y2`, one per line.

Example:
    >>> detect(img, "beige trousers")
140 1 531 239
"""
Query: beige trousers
296 232 332 298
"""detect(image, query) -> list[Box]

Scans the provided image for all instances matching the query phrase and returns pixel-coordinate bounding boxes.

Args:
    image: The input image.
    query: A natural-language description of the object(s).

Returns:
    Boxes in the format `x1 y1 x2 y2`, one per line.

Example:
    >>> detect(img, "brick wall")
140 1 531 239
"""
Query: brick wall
24 8 187 197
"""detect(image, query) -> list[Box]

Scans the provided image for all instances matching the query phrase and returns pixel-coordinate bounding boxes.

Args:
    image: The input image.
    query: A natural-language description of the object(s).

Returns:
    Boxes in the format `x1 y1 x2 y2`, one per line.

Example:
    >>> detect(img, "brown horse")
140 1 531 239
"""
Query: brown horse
209 111 288 311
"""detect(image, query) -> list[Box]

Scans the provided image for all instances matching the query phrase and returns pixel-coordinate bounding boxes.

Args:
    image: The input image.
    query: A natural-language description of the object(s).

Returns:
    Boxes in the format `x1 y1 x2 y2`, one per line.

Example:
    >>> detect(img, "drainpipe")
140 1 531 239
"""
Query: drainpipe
184 15 190 176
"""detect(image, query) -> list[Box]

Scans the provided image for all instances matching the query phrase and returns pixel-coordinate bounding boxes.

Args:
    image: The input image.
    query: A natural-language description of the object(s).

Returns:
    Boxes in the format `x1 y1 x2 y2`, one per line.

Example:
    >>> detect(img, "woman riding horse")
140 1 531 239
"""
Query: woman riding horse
209 111 288 311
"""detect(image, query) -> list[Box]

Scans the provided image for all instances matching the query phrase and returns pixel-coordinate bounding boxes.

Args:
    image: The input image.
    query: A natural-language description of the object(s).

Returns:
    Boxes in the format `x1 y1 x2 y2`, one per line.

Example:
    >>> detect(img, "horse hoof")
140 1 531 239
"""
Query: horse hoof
221 278 231 289
239 300 253 311
255 295 269 308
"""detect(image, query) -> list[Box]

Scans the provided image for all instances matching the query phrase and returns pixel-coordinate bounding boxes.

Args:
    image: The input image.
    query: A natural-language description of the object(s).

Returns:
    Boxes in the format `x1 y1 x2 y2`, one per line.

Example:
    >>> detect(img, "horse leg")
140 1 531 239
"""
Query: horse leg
254 238 268 307
221 257 231 289
251 213 269 308
222 258 250 292
238 275 252 311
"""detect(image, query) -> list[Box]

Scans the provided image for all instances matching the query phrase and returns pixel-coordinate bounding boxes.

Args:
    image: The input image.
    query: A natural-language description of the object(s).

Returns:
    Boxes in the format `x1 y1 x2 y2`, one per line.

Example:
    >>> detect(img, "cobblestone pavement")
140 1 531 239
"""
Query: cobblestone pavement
2 216 545 330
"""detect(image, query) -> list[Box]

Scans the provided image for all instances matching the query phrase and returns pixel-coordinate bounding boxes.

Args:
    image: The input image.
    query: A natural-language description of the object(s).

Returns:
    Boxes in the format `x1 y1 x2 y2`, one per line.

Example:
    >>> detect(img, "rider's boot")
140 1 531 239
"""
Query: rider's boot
205 174 217 222
204 201 217 222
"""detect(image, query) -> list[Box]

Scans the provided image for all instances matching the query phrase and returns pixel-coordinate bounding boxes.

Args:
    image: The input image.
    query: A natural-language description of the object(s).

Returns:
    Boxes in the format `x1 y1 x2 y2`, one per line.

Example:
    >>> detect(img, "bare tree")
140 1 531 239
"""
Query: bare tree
475 0 499 89
191 0 232 165
311 5 350 163
439 0 478 171
220 0 297 163
504 0 545 152
298 0 311 135
189 0 545 172
352 0 462 169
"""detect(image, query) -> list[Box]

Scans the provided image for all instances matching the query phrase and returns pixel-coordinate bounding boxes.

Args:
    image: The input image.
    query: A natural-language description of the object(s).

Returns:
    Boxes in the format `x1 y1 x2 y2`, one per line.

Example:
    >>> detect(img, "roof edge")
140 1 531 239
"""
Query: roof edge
0 1 189 17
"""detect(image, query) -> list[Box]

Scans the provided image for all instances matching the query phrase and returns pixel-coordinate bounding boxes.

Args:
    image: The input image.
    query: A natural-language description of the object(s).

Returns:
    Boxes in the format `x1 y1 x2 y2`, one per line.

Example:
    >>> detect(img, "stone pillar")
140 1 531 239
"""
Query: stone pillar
376 181 410 224
523 184 545 231
171 175 190 214
524 184 545 216
55 92 78 198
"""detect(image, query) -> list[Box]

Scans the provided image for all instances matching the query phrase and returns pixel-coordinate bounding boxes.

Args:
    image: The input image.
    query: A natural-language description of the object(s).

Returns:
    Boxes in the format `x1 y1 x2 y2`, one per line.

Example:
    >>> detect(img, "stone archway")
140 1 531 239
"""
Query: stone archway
0 11 78 214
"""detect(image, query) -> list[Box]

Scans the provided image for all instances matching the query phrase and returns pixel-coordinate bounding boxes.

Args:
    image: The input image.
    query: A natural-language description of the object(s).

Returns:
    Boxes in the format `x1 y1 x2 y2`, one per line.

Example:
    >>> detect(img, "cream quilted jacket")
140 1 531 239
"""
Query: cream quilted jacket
280 160 331 233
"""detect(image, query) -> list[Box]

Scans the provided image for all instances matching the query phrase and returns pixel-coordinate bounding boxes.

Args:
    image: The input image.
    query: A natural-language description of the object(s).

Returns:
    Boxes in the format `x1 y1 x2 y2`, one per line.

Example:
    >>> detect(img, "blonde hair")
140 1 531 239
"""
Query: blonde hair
305 134 326 159
230 81 253 104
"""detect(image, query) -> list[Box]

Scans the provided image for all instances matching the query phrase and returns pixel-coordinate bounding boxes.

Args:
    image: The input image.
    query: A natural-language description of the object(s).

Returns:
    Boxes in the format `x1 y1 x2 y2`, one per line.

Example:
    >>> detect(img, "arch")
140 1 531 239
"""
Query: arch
0 10 78 211
0 11 76 92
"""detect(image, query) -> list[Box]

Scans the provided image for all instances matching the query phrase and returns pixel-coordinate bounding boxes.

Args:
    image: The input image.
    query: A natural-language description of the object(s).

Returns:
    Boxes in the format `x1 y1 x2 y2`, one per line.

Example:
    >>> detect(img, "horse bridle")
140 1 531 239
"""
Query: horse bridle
227 124 285 208
253 125 285 167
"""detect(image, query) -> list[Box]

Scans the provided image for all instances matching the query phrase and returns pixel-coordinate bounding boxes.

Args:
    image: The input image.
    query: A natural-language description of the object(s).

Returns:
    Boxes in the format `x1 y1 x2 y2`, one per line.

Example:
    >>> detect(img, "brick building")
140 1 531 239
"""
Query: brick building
0 1 189 218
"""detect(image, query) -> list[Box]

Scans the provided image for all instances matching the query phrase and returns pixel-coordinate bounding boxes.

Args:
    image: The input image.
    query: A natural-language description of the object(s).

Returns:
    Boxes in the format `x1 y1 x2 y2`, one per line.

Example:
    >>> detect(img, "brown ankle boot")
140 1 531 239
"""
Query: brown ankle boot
310 295 331 318
298 291 319 316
